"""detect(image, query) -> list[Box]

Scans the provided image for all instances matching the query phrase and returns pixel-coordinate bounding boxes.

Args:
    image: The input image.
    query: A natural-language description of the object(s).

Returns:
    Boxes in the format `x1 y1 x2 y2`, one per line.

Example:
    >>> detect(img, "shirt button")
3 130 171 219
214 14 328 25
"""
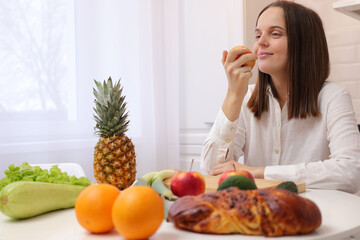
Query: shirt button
226 138 231 143
275 122 281 128
274 149 279 154
231 127 236 132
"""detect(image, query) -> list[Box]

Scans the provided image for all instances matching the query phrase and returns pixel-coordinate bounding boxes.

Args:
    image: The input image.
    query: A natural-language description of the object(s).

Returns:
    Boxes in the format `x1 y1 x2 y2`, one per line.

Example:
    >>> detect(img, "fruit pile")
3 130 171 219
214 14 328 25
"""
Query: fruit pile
74 169 208 238
216 170 299 194
75 169 299 238
132 168 298 202
133 169 206 199
217 170 257 191
75 184 164 239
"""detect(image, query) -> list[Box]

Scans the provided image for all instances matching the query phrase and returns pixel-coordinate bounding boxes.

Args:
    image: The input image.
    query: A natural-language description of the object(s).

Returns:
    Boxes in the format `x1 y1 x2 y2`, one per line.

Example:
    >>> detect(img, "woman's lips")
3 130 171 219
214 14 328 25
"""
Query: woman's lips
257 52 273 59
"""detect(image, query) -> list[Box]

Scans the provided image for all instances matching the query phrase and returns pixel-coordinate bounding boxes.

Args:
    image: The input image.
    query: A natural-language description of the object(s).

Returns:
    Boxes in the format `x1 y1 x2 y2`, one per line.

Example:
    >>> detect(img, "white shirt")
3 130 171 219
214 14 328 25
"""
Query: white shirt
200 82 360 194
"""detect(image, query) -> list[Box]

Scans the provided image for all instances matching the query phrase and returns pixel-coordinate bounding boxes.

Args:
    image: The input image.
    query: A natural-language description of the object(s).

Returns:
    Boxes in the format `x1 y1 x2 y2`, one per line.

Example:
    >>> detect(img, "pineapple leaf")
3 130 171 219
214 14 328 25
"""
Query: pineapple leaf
93 77 130 137
93 92 102 107
108 105 116 115
114 123 129 135
111 117 119 126
114 110 121 119
112 123 122 132
93 91 105 107
93 115 102 125
107 77 114 92
94 80 103 92
118 105 128 118
103 82 110 105
118 96 125 109
93 106 103 118
107 119 114 129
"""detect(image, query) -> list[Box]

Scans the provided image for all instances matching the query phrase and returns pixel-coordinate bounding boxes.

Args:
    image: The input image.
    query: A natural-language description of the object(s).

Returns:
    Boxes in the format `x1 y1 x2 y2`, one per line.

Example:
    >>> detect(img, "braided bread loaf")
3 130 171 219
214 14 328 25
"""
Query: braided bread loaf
168 187 321 237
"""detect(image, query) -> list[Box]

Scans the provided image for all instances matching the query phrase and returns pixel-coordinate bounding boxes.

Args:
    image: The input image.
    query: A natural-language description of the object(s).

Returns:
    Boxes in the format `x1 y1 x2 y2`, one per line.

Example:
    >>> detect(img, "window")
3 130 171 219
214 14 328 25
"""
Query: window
0 0 81 144
0 0 180 178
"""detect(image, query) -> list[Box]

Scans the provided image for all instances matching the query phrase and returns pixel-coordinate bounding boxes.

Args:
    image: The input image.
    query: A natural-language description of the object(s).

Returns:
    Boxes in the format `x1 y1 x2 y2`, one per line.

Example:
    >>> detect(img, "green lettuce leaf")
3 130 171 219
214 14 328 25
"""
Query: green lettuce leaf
0 162 91 191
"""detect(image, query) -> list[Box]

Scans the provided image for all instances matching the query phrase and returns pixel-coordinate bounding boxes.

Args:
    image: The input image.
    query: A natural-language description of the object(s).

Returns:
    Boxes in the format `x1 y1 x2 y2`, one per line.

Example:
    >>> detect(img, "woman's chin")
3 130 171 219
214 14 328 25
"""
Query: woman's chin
258 65 280 76
258 65 271 75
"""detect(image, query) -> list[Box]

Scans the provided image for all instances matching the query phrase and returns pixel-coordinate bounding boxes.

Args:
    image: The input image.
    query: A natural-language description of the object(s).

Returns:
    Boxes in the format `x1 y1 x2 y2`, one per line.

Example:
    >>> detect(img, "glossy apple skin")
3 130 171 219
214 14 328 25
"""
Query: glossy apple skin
218 170 255 186
170 172 205 197
232 45 256 69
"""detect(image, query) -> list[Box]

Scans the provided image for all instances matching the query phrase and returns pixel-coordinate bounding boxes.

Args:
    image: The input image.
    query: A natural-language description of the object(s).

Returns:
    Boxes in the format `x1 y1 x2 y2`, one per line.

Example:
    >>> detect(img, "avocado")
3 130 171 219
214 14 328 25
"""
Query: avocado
276 181 298 194
217 175 257 191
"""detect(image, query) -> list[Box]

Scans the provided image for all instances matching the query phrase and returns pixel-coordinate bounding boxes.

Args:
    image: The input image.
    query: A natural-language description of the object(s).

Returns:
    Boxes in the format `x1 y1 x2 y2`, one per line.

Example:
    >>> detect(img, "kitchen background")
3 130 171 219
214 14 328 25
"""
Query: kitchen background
0 0 359 182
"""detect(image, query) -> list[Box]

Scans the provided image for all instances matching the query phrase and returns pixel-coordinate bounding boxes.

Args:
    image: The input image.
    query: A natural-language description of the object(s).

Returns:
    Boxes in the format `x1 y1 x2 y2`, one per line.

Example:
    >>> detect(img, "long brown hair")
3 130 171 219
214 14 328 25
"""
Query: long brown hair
247 1 330 119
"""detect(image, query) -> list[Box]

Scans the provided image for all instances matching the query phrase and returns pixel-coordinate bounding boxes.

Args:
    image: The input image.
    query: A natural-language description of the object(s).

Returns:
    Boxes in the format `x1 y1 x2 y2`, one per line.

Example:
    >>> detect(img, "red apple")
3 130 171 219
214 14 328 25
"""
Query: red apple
170 171 205 197
218 170 255 185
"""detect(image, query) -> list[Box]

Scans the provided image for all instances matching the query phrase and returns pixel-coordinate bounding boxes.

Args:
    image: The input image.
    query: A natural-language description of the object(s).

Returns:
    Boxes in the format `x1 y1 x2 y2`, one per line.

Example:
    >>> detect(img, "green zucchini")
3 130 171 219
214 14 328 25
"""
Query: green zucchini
0 181 87 219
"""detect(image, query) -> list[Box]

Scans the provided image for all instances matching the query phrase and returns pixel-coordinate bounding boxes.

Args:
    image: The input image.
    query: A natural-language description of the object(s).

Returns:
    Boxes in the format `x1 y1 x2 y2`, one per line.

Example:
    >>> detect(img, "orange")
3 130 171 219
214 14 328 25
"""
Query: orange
232 45 256 69
75 184 120 233
112 186 164 239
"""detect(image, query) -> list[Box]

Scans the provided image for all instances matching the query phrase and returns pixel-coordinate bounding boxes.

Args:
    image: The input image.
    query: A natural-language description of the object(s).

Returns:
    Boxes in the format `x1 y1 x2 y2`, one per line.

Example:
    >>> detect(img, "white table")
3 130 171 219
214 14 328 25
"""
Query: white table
1 189 360 240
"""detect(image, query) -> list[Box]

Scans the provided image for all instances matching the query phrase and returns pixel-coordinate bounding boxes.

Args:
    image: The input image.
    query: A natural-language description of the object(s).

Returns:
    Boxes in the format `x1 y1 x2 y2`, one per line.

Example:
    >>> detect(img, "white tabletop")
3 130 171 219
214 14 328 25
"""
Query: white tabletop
1 189 360 240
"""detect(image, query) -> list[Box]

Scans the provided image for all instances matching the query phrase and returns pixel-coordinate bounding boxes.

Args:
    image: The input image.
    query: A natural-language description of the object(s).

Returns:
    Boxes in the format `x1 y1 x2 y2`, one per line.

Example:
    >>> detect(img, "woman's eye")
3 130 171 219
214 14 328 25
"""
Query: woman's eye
255 34 261 40
272 32 281 37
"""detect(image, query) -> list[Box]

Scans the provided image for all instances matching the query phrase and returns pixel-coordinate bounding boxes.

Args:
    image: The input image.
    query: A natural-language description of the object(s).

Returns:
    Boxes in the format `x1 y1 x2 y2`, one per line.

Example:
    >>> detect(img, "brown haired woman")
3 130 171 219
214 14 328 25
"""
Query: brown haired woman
201 1 360 194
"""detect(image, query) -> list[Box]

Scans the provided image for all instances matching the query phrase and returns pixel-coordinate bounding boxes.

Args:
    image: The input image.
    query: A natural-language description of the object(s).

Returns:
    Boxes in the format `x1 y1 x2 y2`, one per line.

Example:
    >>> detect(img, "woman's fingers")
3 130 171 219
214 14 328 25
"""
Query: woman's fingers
211 162 266 179
223 49 256 78
209 165 222 175
209 162 226 175
240 53 257 67
222 50 228 65
210 161 240 175
225 47 248 64
225 66 253 84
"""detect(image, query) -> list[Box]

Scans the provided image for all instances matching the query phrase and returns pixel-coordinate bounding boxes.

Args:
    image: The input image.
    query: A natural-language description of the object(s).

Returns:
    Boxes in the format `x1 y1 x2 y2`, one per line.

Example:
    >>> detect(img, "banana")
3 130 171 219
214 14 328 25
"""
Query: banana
150 170 178 201
131 171 157 186
132 170 178 202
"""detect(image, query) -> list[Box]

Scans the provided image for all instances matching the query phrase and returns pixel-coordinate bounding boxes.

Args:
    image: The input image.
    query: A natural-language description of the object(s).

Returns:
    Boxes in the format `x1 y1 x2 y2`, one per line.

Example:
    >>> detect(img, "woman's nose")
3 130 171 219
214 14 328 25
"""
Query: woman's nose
257 34 269 47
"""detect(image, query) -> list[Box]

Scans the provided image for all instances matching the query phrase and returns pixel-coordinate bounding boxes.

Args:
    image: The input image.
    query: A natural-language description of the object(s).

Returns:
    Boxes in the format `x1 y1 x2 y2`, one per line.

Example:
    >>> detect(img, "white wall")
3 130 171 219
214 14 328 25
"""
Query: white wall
179 0 244 172
296 0 360 123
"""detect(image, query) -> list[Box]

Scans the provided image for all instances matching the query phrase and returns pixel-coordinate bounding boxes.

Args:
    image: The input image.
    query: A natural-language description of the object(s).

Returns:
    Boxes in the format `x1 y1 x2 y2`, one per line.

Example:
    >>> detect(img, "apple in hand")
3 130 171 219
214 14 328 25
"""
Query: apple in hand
170 171 205 197
232 45 256 69
218 170 255 185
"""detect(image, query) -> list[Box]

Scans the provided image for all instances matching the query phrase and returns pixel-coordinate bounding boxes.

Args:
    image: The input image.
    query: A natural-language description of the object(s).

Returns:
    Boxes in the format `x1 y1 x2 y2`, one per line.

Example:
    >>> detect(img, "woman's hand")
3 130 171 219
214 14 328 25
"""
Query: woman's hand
221 48 257 121
210 160 265 179
222 48 256 97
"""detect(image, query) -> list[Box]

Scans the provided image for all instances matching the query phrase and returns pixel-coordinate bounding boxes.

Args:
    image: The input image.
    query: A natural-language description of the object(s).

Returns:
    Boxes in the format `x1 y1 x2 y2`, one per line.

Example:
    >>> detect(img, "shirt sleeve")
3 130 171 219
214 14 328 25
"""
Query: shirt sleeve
265 88 360 194
200 109 245 174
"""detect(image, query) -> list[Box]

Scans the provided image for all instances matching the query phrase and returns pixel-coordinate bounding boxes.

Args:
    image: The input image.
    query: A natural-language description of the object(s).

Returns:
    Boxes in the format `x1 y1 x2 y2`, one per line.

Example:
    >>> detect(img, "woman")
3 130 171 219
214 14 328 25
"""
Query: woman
200 1 360 194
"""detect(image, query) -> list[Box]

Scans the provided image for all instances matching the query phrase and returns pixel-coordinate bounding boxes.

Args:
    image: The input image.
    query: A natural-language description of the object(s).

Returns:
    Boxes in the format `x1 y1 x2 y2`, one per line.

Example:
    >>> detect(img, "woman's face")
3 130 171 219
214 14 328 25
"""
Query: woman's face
253 7 288 77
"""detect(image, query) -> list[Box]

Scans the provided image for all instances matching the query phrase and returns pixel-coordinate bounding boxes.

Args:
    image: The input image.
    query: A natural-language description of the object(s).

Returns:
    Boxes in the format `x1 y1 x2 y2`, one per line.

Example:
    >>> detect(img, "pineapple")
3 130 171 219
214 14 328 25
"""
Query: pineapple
93 77 136 189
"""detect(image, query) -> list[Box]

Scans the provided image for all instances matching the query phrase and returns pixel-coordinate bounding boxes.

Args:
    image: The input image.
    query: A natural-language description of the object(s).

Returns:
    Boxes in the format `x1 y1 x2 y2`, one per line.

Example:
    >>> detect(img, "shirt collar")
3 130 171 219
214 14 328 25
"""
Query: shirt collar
266 85 289 101
266 85 274 97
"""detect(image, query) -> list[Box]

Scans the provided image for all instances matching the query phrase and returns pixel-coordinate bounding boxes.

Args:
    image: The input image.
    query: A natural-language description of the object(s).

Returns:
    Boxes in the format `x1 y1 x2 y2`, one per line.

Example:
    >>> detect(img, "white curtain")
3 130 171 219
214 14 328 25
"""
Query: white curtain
0 0 180 181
